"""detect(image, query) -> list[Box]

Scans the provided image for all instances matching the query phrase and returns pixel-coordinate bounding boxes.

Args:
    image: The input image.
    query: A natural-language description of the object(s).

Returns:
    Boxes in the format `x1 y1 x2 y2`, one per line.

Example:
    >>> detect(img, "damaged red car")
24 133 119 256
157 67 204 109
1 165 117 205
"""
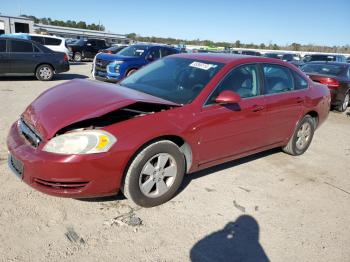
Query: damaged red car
7 54 331 207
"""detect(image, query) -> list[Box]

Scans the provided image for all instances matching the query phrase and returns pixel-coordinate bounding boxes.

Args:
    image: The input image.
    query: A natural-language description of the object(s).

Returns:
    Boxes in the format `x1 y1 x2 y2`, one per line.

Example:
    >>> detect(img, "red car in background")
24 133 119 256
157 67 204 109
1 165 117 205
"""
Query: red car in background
301 62 350 112
7 54 330 207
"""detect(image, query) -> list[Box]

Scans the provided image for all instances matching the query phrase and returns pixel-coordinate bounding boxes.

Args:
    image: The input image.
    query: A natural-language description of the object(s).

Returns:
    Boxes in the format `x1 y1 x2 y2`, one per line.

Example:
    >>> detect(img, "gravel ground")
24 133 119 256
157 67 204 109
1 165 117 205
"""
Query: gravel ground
0 63 349 262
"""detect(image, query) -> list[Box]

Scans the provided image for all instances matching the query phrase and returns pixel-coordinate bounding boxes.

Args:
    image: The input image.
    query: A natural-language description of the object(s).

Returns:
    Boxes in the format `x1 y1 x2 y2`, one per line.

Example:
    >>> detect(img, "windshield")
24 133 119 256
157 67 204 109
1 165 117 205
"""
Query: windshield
301 64 345 76
264 53 280 59
120 57 224 104
303 55 336 62
117 45 149 57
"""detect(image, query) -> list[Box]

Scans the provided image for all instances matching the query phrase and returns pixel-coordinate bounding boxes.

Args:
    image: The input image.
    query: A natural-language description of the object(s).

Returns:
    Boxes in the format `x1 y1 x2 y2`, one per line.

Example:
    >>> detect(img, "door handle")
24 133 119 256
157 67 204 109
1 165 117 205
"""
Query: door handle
296 97 304 103
252 105 265 112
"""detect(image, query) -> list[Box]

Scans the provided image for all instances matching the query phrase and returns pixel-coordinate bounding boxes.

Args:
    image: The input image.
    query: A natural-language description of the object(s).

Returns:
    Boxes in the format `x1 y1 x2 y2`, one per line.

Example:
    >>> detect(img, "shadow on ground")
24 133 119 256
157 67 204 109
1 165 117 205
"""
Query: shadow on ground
190 215 269 262
0 73 88 81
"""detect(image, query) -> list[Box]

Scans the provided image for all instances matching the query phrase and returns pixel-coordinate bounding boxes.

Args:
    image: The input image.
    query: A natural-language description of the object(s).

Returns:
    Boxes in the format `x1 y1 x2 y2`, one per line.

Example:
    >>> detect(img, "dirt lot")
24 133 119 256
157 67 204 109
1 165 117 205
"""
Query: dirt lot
0 63 349 262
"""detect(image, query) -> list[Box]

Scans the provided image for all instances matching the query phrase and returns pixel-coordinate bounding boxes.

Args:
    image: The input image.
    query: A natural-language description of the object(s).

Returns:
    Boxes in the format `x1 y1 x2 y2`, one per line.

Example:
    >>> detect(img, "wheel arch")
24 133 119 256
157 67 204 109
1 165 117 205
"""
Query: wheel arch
123 135 193 181
305 110 319 128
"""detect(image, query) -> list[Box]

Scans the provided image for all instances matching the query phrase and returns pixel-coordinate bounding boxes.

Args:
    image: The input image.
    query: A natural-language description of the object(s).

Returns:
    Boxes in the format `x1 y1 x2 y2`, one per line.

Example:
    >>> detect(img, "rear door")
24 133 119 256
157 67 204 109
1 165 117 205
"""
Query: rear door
262 64 308 144
0 39 10 74
8 40 38 74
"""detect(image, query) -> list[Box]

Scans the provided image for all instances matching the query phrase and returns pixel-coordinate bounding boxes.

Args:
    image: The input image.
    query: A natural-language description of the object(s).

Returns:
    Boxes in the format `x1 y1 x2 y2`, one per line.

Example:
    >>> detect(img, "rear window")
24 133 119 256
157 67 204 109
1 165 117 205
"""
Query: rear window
0 39 6 52
30 36 45 45
11 40 33 52
44 37 62 46
301 64 344 76
304 55 336 62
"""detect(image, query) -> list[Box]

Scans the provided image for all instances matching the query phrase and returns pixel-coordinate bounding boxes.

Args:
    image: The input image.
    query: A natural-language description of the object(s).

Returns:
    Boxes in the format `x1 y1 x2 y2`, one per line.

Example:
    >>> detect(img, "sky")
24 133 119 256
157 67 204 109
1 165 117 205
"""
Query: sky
1 0 349 46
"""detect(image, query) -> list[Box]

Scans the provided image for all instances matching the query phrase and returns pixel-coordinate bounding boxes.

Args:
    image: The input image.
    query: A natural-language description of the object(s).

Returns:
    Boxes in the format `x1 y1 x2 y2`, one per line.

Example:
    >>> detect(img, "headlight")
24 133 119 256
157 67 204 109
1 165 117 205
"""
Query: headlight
43 130 117 155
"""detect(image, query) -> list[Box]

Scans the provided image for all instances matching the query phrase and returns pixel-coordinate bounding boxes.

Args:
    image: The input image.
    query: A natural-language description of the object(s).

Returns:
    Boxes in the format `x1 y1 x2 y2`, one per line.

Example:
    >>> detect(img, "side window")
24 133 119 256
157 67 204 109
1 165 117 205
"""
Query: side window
33 45 41 53
292 71 308 90
11 40 33 52
88 40 96 47
30 36 45 45
0 39 6 52
44 37 61 46
207 64 260 104
263 64 294 94
97 40 105 47
148 48 161 60
161 48 176 57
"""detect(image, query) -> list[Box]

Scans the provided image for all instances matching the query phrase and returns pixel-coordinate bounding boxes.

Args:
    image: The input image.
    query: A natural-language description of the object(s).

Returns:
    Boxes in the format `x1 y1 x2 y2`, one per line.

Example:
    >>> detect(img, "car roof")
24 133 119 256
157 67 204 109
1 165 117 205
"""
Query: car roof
28 34 65 40
132 43 176 49
172 53 291 65
305 61 350 66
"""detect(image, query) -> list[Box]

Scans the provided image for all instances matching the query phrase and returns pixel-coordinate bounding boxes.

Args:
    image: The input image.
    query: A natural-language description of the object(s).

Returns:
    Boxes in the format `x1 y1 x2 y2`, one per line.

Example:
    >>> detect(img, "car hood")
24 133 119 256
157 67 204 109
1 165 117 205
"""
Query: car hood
96 53 142 62
22 79 178 140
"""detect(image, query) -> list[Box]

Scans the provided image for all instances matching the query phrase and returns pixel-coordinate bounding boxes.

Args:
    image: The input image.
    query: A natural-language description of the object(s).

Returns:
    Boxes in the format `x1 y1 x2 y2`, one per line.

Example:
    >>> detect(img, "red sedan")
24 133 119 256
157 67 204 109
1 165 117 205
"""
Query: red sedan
7 54 331 207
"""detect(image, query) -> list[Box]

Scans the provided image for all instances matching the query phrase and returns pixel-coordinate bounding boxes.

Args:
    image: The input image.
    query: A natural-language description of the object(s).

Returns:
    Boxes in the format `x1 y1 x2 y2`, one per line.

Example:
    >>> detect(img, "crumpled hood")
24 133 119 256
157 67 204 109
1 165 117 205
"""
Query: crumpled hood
96 53 142 62
22 79 178 140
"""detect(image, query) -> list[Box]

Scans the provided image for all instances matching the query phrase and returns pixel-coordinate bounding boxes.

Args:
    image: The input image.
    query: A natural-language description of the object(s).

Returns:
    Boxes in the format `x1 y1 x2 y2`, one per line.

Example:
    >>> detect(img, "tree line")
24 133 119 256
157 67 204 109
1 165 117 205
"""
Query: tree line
20 15 105 31
127 33 350 54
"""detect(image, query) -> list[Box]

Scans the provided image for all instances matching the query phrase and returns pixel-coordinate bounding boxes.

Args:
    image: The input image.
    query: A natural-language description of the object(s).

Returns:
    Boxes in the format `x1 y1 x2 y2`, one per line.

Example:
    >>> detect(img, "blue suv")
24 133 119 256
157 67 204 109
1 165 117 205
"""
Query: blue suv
93 44 179 82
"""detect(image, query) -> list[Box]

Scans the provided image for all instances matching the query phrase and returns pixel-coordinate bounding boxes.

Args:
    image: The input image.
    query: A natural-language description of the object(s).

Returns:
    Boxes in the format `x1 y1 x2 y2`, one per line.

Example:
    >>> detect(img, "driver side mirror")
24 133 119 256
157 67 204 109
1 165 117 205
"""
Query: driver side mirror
215 90 241 105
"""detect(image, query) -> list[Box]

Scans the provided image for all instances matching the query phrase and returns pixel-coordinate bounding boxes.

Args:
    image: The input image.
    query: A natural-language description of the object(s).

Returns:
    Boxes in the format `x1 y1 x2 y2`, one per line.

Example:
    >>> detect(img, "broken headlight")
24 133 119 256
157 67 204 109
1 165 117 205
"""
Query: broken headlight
43 130 117 155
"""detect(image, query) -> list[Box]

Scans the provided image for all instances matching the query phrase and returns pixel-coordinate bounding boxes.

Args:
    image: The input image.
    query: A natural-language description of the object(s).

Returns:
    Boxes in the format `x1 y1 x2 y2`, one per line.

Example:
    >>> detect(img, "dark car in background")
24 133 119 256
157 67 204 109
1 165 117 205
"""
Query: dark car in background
98 45 127 54
302 62 350 112
93 44 179 82
232 50 261 56
282 53 303 67
303 54 347 63
68 38 109 62
0 37 69 81
263 53 282 59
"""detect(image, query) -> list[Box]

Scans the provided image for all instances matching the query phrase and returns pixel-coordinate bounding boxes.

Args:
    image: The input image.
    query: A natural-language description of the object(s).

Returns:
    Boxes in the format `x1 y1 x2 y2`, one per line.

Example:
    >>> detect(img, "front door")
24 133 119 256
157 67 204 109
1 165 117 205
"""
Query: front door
8 39 37 74
197 64 268 164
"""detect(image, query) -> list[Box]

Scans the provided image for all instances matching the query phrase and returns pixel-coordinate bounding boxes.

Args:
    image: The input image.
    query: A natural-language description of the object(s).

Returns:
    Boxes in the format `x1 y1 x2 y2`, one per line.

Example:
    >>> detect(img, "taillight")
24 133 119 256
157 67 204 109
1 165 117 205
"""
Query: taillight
64 54 68 62
319 78 340 89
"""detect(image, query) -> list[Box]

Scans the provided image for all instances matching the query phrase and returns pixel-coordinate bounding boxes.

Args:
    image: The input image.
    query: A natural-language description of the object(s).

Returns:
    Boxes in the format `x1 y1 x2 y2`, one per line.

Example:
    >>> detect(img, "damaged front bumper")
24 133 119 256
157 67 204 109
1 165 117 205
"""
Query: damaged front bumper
6 121 125 198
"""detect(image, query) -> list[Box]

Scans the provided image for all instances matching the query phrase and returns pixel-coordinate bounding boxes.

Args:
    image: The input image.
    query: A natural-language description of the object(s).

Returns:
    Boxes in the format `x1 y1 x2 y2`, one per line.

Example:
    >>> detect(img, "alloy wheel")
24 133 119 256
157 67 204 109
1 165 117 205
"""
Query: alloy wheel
296 122 312 150
139 153 177 198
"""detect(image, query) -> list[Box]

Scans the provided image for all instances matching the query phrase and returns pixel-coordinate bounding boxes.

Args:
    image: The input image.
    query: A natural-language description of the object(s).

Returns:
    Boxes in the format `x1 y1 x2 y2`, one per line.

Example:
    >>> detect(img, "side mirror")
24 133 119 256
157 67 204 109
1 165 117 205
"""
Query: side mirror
215 90 241 105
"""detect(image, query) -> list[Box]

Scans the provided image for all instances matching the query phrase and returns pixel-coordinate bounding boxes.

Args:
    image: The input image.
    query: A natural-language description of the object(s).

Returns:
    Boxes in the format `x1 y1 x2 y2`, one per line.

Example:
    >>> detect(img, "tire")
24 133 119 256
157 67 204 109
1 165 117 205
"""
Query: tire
73 52 82 62
282 115 315 156
122 140 186 207
126 69 137 77
336 92 349 112
35 64 54 81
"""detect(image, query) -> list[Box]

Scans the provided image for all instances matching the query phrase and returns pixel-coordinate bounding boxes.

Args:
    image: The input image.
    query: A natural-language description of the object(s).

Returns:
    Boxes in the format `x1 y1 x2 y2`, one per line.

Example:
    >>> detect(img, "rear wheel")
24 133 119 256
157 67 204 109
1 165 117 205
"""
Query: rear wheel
73 52 82 62
122 140 185 207
282 115 315 156
336 92 349 112
35 64 54 81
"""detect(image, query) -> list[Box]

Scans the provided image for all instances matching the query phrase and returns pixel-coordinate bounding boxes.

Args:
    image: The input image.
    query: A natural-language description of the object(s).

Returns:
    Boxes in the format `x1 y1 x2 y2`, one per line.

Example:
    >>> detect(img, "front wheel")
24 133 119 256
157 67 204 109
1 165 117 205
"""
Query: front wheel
122 141 186 207
282 115 315 156
336 92 349 112
73 52 82 62
35 64 54 81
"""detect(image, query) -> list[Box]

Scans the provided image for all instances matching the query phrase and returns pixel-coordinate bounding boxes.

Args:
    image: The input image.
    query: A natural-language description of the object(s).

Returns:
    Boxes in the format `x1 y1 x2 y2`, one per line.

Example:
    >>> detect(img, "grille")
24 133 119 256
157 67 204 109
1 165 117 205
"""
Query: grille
95 59 110 72
19 119 42 147
34 178 89 190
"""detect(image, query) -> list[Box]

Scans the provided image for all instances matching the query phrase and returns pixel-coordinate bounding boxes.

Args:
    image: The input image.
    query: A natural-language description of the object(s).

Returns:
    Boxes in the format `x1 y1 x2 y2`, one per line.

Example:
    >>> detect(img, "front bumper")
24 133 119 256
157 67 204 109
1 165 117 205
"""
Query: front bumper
6 122 124 198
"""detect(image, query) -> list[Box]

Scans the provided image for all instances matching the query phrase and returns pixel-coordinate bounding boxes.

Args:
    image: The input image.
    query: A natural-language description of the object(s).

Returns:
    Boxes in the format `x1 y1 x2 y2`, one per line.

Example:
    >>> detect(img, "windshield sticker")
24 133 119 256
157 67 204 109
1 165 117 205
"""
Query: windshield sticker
136 50 145 54
189 61 217 70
